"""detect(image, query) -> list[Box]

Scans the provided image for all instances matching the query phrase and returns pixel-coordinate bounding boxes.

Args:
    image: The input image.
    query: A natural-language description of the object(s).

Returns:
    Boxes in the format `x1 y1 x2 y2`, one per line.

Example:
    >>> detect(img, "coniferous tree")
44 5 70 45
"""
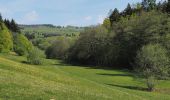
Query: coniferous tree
0 14 3 22
4 19 11 31
4 19 20 33
109 8 120 26
125 3 132 16
10 19 20 33
4 19 9 26
167 0 170 13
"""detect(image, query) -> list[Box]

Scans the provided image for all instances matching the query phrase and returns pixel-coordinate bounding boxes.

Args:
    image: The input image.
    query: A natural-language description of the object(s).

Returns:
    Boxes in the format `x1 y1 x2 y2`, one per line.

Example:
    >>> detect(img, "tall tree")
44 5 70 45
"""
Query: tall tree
4 19 20 33
14 34 33 56
4 19 10 29
167 0 170 13
0 22 13 53
109 8 120 26
125 3 133 16
10 19 20 33
0 13 3 22
135 44 170 91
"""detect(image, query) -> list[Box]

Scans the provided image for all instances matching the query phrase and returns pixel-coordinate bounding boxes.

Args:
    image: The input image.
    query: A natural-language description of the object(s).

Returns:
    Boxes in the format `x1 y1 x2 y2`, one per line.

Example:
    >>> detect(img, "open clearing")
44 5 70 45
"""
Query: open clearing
0 54 170 100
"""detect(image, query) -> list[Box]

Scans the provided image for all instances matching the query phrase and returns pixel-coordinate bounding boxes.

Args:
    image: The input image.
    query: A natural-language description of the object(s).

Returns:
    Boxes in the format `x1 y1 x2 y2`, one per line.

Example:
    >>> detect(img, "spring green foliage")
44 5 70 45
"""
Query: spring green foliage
0 22 13 53
102 18 111 29
19 25 81 51
0 1 170 98
14 34 33 56
27 47 45 65
67 11 170 68
135 44 170 91
20 24 83 39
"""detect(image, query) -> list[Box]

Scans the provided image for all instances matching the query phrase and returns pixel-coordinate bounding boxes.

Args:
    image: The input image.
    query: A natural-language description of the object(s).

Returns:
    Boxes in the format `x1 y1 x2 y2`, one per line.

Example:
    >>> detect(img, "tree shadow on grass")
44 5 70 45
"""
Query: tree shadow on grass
54 63 69 66
106 84 148 91
50 59 132 71
53 61 72 66
21 61 29 64
84 66 115 70
97 73 132 77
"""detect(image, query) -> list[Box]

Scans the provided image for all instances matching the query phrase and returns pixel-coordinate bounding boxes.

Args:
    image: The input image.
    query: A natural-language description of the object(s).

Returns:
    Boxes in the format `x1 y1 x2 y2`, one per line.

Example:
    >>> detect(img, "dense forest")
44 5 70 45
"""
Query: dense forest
0 0 170 92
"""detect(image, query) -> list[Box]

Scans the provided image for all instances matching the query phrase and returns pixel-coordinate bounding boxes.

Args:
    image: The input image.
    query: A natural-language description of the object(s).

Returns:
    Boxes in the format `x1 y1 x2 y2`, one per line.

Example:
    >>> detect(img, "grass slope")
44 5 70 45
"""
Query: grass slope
20 25 82 36
0 54 170 100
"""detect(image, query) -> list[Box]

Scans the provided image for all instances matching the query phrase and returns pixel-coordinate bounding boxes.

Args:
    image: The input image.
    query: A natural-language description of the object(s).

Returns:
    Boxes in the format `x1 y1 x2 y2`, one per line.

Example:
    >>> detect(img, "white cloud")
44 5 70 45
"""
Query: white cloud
85 16 92 21
19 11 39 24
24 11 39 22
97 15 105 24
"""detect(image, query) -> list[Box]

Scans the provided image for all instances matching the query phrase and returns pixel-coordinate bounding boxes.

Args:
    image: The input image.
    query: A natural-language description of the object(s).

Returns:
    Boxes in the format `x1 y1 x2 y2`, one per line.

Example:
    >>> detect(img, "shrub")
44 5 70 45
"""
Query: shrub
27 47 45 65
45 37 73 59
135 44 170 91
14 34 33 56
0 22 13 53
67 26 112 66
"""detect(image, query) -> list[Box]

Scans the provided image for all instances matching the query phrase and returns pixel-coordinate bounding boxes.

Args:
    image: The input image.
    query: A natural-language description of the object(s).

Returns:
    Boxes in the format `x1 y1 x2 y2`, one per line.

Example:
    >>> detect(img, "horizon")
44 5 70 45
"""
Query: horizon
0 0 163 26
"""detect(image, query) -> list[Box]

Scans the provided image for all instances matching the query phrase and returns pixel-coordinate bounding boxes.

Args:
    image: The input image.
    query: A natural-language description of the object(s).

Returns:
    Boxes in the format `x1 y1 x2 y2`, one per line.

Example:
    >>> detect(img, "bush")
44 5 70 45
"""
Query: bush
27 47 45 65
0 22 13 53
135 44 170 91
14 34 33 56
67 26 113 66
45 37 73 59
146 76 156 91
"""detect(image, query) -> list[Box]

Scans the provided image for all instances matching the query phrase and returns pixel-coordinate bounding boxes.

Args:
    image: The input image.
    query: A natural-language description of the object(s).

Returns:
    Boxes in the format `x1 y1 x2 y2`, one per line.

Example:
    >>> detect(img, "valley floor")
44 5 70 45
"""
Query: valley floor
0 54 170 100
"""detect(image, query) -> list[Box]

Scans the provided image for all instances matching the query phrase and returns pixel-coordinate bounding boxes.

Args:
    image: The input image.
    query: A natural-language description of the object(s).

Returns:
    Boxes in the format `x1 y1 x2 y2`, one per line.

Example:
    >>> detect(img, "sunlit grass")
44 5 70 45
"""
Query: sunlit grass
0 53 170 100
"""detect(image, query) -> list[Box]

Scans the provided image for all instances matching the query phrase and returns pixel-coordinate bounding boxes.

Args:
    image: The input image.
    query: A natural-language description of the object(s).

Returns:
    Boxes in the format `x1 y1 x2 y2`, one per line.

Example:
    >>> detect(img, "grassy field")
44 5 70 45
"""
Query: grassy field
0 54 170 100
20 25 82 36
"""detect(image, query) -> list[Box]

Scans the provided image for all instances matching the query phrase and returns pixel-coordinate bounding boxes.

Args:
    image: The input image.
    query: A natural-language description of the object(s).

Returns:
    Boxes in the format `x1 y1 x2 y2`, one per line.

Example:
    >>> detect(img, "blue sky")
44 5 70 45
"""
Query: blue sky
0 0 161 26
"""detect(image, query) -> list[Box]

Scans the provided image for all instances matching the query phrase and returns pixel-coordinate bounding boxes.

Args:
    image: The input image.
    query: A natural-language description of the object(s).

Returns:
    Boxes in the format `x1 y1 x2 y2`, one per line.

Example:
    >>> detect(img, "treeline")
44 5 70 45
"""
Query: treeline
20 24 82 51
20 24 84 29
47 0 170 68
20 24 82 40
3 18 20 33
44 0 170 91
109 0 170 26
20 24 57 28
0 14 44 65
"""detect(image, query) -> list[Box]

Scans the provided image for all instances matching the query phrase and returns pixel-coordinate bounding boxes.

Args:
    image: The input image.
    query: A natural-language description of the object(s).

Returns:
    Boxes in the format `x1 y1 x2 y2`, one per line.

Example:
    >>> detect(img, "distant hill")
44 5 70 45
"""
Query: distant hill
19 24 84 38
19 24 57 28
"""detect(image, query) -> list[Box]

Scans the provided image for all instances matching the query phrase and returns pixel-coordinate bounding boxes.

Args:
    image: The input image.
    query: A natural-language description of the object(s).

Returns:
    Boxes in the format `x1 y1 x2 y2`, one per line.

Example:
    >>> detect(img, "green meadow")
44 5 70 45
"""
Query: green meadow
1 1 170 99
0 53 170 100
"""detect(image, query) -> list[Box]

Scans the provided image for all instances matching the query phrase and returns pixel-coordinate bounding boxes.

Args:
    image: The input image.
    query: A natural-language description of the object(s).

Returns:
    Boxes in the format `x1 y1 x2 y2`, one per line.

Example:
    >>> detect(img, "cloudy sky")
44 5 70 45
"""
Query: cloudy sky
0 0 159 26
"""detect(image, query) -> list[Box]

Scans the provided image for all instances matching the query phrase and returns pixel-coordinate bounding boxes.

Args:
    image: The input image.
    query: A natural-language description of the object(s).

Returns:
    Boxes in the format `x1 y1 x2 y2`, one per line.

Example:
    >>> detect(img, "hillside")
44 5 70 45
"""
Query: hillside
1 0 170 100
19 24 83 37
0 54 170 100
